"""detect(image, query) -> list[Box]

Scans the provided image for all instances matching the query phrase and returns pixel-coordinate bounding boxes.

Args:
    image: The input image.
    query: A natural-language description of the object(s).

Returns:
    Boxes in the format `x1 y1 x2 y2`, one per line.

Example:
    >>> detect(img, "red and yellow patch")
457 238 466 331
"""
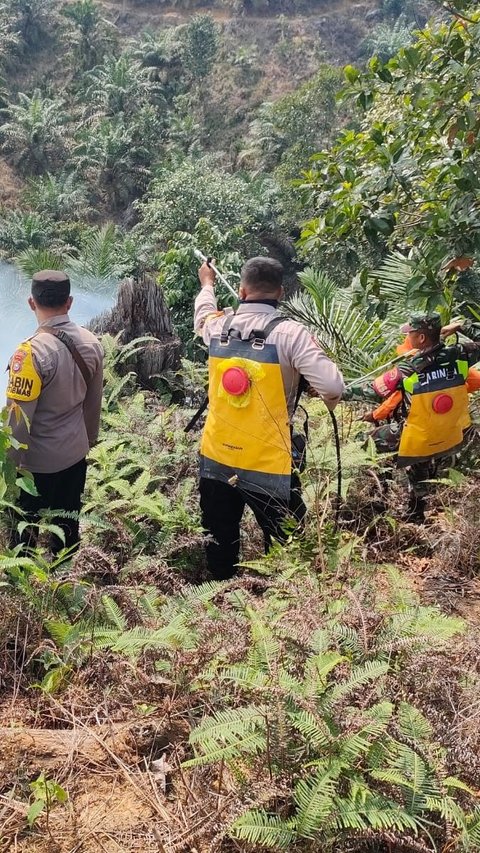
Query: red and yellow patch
7 341 42 402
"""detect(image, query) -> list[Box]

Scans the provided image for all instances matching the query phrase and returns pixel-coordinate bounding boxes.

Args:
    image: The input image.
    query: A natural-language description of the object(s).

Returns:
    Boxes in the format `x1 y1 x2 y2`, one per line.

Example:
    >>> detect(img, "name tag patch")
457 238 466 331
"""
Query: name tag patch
7 341 42 402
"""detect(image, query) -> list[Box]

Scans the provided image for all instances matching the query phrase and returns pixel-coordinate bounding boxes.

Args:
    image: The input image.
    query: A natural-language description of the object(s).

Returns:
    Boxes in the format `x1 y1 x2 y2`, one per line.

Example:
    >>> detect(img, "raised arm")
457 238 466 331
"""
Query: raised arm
441 319 480 366
194 262 220 345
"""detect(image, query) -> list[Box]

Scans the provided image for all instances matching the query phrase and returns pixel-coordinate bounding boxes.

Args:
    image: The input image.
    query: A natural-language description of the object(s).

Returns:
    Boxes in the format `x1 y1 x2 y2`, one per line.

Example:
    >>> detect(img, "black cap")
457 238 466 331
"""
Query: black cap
31 269 70 302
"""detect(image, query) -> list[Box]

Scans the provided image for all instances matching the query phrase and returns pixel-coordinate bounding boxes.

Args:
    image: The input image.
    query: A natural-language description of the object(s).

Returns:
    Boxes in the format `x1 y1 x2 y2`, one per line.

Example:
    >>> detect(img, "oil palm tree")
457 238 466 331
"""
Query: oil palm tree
9 0 57 50
286 268 404 381
83 54 164 120
62 0 116 73
0 4 20 71
1 90 68 175
72 117 151 209
22 172 92 221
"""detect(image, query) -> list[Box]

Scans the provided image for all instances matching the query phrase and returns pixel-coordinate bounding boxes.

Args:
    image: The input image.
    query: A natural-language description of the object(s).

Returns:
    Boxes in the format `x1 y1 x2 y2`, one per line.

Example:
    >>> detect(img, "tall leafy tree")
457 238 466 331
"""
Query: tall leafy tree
180 14 218 83
299 0 480 312
136 157 269 352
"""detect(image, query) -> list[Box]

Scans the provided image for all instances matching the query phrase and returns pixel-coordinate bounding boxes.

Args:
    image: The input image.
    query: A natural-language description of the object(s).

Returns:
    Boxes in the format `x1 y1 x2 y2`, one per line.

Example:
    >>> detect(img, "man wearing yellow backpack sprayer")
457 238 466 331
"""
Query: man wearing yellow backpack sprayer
344 313 480 522
194 256 345 580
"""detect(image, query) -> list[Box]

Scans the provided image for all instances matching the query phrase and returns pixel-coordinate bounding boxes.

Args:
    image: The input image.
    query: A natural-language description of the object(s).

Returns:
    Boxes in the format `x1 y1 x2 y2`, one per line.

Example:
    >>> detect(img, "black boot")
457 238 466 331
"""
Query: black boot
405 493 426 524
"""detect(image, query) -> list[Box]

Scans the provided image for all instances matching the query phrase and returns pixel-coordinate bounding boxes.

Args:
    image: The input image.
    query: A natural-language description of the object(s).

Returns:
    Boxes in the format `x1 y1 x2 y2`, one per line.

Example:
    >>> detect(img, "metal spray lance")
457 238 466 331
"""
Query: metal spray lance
193 249 239 300
344 350 417 390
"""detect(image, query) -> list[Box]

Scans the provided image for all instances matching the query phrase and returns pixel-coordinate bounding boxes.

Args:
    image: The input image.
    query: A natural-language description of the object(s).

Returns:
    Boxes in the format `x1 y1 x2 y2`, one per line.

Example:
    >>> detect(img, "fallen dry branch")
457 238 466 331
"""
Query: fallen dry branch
0 722 134 774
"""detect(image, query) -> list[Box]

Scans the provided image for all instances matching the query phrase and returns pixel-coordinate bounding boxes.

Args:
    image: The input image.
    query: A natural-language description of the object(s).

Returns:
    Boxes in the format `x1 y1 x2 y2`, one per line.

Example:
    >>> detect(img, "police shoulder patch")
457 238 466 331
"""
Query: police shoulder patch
205 310 225 324
7 341 42 402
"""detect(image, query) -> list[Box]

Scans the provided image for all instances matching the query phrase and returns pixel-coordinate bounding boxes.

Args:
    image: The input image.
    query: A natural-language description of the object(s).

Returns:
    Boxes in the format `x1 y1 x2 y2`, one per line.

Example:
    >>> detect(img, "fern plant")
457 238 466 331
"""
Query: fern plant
184 581 478 852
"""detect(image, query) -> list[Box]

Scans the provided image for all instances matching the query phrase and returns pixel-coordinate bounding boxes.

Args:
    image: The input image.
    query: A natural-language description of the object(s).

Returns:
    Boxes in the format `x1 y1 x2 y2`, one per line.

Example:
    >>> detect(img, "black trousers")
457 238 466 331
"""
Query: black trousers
200 474 306 580
10 458 87 555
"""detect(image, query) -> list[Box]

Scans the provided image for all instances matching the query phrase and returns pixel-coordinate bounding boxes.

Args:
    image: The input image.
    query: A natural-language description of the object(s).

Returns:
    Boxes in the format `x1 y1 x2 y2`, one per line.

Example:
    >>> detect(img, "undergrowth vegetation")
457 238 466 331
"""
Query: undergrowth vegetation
1 334 480 851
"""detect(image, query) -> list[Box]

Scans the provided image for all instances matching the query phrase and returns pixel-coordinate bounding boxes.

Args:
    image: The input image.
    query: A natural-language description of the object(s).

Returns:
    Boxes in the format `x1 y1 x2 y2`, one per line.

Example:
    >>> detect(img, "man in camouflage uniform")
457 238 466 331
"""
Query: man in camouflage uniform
344 313 480 522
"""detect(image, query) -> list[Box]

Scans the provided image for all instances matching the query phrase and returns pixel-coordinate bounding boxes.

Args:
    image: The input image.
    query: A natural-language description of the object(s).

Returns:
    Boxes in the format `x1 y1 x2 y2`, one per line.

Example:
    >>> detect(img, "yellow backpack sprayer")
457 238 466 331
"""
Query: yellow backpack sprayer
187 250 343 527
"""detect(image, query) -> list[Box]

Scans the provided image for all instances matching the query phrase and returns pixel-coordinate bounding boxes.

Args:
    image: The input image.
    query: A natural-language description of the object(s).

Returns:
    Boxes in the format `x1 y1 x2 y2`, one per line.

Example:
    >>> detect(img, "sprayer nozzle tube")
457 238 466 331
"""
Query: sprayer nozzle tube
193 247 239 300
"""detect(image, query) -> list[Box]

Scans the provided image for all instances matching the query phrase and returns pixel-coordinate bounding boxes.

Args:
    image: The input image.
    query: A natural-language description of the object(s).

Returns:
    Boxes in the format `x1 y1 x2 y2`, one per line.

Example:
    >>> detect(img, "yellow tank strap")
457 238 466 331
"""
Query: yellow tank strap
7 340 42 402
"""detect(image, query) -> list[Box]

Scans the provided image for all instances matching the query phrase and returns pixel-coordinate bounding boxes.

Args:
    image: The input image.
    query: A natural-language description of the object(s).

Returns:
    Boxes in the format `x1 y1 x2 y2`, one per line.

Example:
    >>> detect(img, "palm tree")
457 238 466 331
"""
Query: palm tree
360 15 414 62
286 268 404 381
83 54 164 120
22 172 92 221
237 102 285 175
9 0 57 50
0 210 52 256
1 90 68 175
0 4 20 71
62 0 116 73
72 117 151 209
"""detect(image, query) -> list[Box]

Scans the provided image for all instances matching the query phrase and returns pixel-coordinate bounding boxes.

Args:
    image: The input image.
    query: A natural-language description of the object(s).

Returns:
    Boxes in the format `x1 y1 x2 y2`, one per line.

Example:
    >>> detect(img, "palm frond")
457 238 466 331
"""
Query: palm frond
286 267 400 380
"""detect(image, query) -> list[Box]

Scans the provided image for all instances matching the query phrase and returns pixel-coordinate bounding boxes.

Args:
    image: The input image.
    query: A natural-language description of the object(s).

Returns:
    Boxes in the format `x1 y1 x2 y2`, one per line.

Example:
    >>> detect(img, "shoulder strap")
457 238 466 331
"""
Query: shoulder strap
38 327 91 386
251 315 289 342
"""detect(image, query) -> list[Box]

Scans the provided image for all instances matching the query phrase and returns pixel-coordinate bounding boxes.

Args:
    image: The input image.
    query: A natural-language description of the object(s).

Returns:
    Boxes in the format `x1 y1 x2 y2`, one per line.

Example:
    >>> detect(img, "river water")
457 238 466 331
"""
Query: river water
0 262 117 397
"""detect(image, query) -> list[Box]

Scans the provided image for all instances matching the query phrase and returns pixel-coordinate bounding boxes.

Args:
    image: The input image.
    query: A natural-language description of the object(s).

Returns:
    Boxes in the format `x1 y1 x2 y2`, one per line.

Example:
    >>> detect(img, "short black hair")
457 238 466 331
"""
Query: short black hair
31 270 70 308
241 257 284 293
424 327 441 346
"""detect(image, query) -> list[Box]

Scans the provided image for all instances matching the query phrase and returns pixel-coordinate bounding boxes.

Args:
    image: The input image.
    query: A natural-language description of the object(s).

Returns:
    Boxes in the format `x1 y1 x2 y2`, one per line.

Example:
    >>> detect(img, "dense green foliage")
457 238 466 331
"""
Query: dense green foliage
300 0 480 314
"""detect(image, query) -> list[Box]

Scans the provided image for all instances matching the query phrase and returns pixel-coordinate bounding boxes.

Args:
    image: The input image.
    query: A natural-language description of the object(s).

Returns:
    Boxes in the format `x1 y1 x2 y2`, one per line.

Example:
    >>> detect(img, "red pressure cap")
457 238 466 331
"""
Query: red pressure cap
222 366 250 396
432 394 453 414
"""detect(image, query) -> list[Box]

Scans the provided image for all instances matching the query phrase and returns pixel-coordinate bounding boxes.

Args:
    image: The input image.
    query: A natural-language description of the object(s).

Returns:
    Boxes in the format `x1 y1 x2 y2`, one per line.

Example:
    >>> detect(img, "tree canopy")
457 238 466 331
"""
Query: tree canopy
299 0 480 313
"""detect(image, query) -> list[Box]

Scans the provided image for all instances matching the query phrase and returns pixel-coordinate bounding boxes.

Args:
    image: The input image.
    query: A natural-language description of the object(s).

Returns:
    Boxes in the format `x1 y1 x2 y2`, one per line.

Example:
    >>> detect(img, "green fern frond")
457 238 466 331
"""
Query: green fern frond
230 810 296 849
465 809 480 844
329 660 389 703
378 607 465 648
365 701 394 726
424 796 469 830
181 580 224 604
328 624 365 660
329 795 369 831
184 705 267 767
44 620 74 648
443 777 476 796
217 664 270 690
304 651 346 693
101 594 127 630
246 608 280 673
136 588 162 619
332 793 421 834
92 615 197 655
339 717 392 762
288 709 332 750
293 767 337 838
370 768 416 788
397 702 433 743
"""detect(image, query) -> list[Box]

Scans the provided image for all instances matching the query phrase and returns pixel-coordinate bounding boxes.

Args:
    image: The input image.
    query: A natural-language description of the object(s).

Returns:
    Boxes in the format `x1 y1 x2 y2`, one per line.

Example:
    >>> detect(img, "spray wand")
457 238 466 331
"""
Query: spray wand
344 350 417 390
193 248 239 300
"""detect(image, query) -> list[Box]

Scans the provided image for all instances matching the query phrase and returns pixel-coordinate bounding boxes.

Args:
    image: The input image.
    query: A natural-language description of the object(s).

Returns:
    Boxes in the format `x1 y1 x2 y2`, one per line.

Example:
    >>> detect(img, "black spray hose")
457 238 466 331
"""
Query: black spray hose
328 408 342 530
